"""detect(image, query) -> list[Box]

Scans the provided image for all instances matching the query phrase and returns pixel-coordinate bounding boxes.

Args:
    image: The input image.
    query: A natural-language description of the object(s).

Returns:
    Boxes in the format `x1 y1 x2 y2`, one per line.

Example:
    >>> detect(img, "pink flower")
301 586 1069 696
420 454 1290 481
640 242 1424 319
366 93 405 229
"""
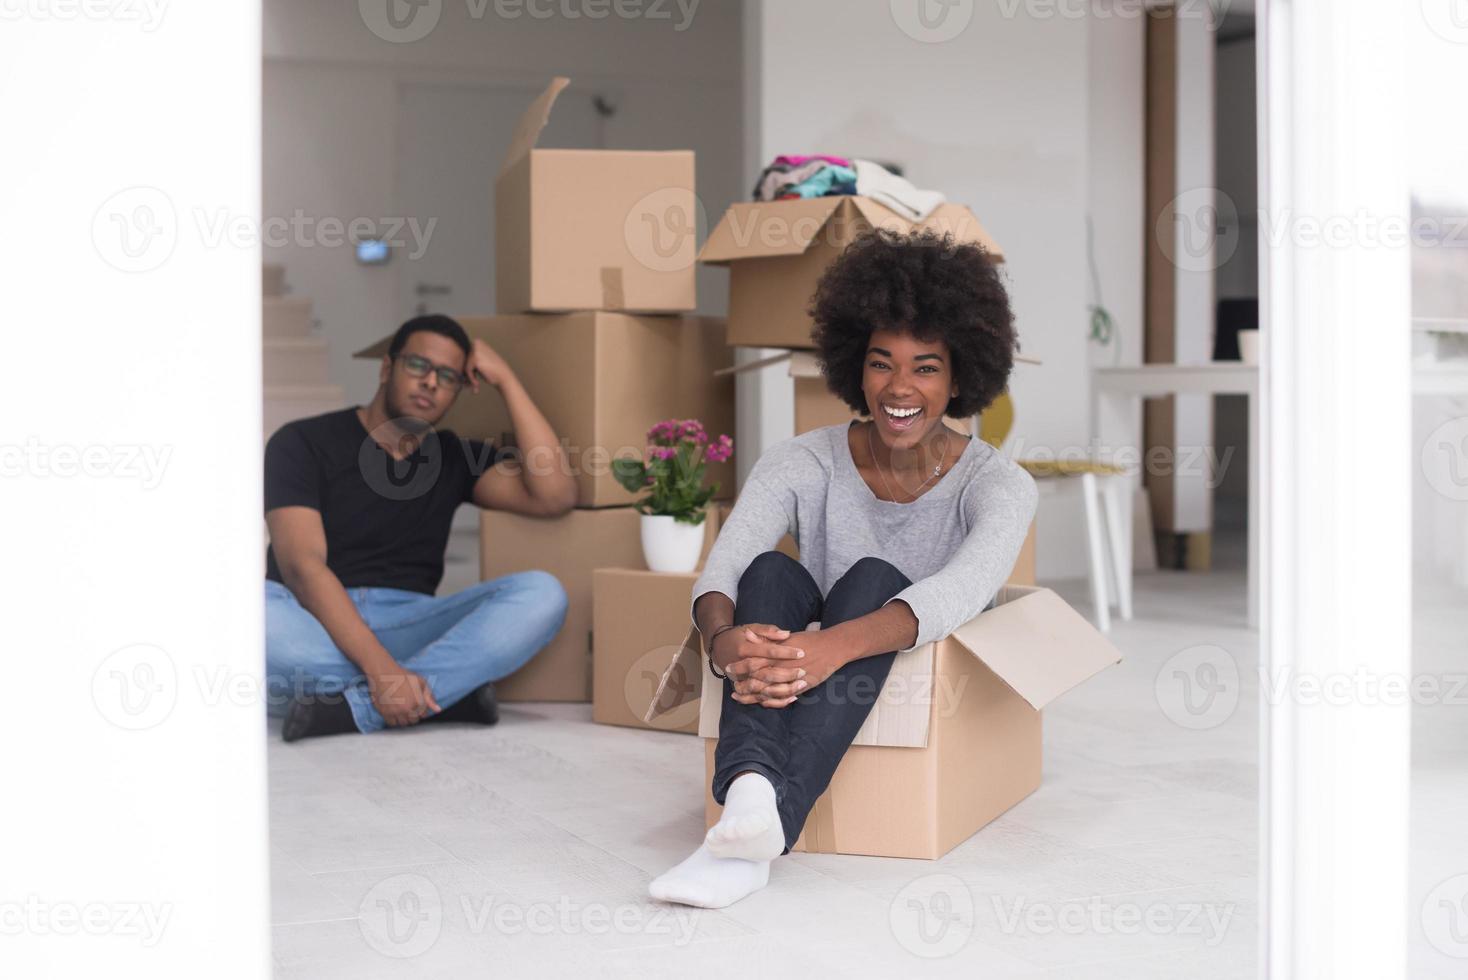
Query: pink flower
705 433 733 463
678 419 708 445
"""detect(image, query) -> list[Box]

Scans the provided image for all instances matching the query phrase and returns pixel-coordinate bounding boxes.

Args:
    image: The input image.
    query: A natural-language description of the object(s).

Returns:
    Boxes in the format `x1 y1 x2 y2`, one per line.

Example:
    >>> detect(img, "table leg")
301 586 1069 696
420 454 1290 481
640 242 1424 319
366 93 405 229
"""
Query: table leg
1102 474 1134 620
1081 471 1112 632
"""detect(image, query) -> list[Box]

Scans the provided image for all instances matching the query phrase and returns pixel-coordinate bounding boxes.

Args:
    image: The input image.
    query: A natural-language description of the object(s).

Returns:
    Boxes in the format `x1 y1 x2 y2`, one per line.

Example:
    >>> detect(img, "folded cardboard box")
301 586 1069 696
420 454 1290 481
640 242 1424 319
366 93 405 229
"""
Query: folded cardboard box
699 197 1003 349
591 569 703 734
646 583 1114 860
481 505 718 702
354 312 735 508
496 77 696 314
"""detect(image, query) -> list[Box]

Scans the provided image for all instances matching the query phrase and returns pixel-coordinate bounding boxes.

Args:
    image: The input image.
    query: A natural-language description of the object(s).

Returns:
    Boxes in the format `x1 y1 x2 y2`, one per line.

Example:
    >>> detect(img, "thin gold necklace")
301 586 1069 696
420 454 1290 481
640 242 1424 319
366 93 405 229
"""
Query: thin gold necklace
867 422 949 503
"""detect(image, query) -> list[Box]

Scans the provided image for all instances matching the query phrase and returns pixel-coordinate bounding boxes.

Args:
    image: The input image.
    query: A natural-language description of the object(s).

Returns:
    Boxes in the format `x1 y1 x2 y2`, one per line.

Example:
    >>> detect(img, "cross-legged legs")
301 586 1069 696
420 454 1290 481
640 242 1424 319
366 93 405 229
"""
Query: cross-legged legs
264 570 567 738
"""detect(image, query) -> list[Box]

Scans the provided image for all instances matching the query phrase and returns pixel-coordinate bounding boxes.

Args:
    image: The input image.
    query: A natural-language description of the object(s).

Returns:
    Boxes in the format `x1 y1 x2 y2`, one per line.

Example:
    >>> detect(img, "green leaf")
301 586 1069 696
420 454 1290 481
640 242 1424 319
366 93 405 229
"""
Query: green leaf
611 457 648 493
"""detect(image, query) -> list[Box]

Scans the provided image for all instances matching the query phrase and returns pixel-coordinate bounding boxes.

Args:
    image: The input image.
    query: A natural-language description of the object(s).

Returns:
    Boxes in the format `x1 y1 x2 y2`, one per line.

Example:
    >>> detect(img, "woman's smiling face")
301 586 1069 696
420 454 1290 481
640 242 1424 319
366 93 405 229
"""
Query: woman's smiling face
862 328 958 450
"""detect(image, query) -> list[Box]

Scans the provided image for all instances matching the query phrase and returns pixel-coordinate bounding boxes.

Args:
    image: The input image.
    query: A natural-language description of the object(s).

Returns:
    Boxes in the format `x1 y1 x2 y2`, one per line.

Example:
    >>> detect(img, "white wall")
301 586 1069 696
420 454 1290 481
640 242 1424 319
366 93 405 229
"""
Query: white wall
3 5 270 977
262 0 744 403
750 0 1090 455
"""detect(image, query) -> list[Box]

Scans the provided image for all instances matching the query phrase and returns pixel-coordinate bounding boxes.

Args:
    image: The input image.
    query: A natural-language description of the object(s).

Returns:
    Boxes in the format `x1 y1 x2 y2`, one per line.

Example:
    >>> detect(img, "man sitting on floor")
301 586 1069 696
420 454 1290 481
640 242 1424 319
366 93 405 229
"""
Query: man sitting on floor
264 314 576 742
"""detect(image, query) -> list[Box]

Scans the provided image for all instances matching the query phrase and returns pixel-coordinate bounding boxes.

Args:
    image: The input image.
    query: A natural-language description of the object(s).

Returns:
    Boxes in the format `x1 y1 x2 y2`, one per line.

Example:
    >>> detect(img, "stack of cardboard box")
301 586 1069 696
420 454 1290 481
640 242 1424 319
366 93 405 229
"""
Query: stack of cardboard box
355 78 734 703
262 265 345 442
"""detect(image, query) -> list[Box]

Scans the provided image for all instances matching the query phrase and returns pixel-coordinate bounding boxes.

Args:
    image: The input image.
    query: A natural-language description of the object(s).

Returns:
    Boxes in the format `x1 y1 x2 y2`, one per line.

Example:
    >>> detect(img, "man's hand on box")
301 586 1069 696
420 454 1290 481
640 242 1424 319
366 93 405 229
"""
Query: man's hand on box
715 625 806 709
464 338 513 392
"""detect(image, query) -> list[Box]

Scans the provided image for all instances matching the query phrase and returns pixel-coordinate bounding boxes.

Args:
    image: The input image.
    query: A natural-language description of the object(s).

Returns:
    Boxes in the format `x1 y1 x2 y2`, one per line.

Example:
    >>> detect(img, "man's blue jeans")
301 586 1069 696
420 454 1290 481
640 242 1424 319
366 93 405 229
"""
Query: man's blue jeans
712 551 912 852
264 571 567 733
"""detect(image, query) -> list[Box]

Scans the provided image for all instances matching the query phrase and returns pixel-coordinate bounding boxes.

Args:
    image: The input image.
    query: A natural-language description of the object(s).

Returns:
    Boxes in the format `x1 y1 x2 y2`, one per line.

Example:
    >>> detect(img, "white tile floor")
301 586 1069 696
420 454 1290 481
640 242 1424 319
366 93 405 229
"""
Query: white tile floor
268 531 1271 979
266 528 1468 978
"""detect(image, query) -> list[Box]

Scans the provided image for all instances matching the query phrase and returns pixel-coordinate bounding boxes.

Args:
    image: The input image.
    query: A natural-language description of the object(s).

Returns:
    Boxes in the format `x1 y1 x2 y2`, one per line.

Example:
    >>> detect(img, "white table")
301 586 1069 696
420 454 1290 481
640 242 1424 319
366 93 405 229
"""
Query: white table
1092 364 1261 626
1093 361 1468 627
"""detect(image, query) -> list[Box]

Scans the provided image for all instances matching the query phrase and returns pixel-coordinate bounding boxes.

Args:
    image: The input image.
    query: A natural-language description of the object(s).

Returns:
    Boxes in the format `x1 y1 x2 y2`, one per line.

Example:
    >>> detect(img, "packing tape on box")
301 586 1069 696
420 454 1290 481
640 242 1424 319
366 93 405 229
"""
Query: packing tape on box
804 790 836 852
600 266 625 309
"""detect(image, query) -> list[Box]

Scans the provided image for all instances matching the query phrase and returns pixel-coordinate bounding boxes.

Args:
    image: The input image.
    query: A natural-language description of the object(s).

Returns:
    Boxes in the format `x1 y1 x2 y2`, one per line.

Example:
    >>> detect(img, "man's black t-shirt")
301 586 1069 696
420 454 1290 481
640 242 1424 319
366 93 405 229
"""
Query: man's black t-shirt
264 408 505 595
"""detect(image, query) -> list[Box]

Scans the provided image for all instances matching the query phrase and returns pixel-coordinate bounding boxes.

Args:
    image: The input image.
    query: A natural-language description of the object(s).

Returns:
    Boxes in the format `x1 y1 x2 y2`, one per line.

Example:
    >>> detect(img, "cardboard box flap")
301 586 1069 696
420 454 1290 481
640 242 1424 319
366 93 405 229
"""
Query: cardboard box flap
948 586 1121 710
354 338 390 360
847 195 922 235
922 203 1006 261
698 198 846 263
499 76 571 178
644 624 704 724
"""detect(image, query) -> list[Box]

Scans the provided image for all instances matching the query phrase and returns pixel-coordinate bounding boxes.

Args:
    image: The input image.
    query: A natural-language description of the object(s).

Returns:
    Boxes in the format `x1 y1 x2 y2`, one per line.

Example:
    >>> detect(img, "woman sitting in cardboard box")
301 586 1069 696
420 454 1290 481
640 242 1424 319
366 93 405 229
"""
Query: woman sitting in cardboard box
650 229 1038 908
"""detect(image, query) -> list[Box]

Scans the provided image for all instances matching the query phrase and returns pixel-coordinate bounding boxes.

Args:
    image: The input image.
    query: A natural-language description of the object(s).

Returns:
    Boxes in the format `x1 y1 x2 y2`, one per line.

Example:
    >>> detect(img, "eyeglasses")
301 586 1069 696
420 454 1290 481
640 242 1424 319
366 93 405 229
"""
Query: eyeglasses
395 353 466 390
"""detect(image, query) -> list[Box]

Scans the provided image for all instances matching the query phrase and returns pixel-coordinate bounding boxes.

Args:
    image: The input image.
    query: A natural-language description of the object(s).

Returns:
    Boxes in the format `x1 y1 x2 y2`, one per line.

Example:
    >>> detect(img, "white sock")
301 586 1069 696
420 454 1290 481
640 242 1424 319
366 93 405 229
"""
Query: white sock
705 772 786 861
648 843 769 909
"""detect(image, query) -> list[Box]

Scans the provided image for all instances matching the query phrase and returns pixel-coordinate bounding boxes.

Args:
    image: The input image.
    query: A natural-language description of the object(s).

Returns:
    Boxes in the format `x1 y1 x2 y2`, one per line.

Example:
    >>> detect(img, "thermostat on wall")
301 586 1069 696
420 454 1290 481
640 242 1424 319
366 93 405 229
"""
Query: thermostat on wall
355 239 390 265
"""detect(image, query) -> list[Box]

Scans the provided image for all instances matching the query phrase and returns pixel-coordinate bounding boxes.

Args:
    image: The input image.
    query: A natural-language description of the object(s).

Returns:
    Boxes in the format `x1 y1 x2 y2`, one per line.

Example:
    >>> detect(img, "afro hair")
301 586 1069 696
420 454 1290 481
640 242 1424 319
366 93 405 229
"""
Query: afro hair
809 228 1016 419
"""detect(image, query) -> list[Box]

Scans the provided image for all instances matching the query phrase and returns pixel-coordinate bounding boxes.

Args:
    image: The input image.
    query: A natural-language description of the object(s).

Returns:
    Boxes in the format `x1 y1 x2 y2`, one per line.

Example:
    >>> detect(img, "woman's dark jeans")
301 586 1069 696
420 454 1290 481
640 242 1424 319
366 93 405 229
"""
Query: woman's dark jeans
712 551 913 854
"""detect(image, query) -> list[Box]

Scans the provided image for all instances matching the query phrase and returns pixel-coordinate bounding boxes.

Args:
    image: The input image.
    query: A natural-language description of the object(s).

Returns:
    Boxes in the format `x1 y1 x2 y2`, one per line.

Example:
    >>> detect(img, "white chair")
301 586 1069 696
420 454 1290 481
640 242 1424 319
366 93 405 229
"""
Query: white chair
980 393 1133 631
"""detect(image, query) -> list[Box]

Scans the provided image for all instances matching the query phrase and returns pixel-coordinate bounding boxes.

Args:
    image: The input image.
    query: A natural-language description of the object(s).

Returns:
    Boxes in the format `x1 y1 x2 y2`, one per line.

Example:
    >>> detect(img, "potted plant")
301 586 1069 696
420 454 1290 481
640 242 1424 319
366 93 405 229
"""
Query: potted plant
612 418 733 573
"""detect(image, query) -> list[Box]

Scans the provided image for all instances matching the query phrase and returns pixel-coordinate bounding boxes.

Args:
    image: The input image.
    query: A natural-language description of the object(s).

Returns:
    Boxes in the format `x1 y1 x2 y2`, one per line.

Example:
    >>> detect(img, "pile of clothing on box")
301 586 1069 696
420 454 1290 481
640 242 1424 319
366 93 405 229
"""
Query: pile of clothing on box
750 154 947 222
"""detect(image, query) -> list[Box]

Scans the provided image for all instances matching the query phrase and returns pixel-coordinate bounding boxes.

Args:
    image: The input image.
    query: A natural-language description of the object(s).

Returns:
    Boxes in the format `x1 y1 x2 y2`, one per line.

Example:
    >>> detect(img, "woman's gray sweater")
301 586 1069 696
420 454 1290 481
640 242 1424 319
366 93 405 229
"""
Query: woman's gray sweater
691 422 1039 650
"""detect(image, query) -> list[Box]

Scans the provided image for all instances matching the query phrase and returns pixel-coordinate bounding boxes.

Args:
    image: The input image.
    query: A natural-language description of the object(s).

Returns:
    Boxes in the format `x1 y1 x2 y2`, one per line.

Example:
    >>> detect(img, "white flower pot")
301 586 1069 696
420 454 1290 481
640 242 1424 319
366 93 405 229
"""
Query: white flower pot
640 513 705 573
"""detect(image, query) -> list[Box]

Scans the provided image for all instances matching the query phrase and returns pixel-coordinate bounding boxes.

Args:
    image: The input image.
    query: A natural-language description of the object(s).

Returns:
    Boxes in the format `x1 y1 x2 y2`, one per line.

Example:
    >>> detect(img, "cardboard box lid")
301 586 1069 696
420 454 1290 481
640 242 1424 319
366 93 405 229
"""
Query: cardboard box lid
698 196 1005 265
499 76 571 179
950 585 1123 711
644 584 1121 748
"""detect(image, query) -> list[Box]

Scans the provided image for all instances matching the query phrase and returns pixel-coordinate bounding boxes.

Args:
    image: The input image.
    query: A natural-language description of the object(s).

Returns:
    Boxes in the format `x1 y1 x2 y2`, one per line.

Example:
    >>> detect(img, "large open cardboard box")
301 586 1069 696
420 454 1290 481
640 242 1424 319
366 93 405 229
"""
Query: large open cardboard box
354 313 735 509
481 505 718 702
646 584 1118 859
698 197 1004 349
594 503 1034 735
496 77 696 313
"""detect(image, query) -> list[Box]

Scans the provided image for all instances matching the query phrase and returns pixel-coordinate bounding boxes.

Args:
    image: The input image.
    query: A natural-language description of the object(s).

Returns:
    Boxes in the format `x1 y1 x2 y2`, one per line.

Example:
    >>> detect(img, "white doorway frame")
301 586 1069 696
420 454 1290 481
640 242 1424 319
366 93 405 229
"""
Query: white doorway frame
1258 1 1412 977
